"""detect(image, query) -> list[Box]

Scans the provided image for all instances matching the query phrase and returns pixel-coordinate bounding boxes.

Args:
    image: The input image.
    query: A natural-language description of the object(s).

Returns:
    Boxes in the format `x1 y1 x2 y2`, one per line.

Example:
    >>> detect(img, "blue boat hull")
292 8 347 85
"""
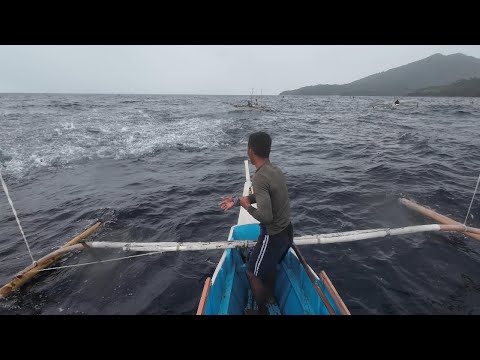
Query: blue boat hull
197 160 349 315
202 223 348 315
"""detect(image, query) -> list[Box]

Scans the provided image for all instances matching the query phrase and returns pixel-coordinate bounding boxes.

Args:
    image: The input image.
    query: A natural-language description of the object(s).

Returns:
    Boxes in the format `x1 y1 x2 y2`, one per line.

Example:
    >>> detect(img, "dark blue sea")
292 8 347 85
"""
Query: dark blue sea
1 94 479 314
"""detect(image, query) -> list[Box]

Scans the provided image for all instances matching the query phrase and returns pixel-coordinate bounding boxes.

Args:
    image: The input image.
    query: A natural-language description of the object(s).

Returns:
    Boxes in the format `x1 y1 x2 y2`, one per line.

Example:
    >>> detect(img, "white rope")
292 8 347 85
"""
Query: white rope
0 168 36 264
33 251 165 272
464 173 480 225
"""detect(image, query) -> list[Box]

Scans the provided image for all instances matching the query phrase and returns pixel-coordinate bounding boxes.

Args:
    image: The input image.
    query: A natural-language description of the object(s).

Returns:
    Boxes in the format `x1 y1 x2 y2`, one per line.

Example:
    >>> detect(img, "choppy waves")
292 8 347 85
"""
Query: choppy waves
1 97 242 178
1 94 480 314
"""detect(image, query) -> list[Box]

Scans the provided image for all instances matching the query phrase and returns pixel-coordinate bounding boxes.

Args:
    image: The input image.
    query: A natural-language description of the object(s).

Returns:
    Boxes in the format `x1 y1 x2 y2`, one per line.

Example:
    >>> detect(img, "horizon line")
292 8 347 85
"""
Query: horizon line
0 92 281 96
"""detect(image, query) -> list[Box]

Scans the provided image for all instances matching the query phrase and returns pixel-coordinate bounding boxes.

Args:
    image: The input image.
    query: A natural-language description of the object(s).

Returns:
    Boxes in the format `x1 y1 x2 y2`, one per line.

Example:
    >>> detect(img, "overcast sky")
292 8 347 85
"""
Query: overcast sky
1 45 480 95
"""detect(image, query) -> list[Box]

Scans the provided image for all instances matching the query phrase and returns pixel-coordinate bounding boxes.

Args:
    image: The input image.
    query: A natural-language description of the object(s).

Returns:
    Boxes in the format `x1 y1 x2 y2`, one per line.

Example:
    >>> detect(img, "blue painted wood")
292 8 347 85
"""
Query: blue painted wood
232 224 260 241
204 223 345 315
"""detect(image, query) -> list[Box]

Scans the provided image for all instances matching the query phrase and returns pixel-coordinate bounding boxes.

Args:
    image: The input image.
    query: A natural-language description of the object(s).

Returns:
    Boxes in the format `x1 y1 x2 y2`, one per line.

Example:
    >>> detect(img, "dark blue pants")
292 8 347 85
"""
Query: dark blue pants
247 223 293 281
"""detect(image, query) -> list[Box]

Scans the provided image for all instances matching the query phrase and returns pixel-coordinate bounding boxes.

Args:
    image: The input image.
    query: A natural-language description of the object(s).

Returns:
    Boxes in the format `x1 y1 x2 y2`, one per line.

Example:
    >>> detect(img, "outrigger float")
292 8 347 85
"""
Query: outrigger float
1 163 479 315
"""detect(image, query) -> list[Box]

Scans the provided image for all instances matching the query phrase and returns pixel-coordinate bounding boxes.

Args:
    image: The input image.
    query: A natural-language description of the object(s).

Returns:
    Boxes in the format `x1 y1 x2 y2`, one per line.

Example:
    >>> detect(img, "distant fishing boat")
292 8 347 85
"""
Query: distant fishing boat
372 99 419 110
229 88 274 112
196 160 350 315
231 103 273 111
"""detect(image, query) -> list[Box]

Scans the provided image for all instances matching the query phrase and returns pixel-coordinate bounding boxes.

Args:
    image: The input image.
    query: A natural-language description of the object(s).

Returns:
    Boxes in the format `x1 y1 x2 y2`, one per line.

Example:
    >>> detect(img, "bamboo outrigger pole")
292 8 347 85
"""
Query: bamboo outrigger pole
0 221 102 299
399 197 480 242
2 205 476 300
58 223 480 253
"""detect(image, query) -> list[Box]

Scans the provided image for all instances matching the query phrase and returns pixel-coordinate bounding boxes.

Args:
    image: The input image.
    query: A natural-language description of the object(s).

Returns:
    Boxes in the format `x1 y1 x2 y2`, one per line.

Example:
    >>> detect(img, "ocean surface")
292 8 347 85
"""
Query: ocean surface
0 93 479 315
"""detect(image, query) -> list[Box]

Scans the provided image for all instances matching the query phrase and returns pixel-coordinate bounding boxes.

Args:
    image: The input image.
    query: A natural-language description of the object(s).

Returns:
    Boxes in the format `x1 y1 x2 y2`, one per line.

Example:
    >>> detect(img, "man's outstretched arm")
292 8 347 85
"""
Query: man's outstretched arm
219 194 248 211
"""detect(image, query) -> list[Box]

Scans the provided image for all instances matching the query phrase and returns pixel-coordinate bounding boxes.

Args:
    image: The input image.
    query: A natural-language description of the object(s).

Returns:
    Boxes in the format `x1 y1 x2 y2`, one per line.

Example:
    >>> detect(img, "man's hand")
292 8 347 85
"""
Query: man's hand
219 196 235 212
239 196 251 209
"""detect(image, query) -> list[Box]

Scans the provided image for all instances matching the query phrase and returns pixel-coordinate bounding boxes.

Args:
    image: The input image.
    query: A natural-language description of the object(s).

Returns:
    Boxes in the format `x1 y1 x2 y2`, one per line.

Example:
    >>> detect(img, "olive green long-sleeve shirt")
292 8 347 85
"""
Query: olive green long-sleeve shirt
246 162 291 235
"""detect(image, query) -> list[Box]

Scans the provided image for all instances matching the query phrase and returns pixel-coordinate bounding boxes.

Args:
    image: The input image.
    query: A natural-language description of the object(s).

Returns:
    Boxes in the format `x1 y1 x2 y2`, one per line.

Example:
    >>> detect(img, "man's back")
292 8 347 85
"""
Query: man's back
219 131 293 315
250 162 291 235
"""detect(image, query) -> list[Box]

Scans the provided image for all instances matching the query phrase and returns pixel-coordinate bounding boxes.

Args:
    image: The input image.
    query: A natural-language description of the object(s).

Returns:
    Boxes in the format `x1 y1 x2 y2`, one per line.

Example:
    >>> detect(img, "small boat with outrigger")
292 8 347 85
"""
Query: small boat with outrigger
1 167 479 315
229 88 274 112
196 160 350 315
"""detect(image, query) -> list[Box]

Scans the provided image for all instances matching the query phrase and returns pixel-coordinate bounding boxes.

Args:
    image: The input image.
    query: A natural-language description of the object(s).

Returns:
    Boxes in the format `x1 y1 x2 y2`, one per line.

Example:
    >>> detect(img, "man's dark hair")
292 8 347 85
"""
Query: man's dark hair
248 132 271 158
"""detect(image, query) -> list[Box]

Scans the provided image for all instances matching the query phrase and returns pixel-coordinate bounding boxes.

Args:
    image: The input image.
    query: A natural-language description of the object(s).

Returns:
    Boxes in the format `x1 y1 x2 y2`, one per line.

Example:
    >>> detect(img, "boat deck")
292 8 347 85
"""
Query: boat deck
245 290 282 315
198 160 350 315
204 223 346 315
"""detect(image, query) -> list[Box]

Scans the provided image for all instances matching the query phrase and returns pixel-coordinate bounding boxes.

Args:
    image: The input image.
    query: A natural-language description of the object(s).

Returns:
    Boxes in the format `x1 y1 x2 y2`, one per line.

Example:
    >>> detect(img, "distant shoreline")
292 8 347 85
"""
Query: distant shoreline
280 53 480 97
0 92 276 96
1 92 479 98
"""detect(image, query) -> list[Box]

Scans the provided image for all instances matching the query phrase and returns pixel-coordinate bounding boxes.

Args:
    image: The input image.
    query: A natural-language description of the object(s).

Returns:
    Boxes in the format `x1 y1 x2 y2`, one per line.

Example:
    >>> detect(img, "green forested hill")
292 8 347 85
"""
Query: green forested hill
280 53 480 96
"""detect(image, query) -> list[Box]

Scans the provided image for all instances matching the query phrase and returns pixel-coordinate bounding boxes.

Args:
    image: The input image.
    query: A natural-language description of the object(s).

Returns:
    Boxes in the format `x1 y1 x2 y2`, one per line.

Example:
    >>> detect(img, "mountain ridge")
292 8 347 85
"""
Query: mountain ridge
280 53 480 96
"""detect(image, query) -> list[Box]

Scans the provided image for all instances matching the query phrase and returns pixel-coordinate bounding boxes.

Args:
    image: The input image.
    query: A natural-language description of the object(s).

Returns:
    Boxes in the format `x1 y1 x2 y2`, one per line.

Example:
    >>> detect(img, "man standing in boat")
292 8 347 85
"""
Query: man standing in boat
219 132 293 315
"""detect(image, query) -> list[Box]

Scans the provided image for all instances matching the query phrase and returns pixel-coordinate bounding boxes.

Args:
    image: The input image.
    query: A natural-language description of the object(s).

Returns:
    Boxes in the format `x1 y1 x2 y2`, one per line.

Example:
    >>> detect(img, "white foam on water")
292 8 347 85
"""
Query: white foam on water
138 110 151 120
1 107 236 178
30 154 47 166
61 121 75 130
